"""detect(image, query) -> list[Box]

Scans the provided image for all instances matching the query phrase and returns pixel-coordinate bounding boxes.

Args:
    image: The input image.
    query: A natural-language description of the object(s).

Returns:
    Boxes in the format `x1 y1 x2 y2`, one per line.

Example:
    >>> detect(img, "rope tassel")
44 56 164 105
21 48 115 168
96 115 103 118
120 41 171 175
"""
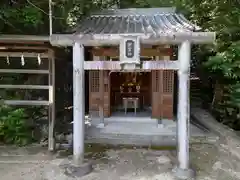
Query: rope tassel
37 54 41 65
6 56 10 65
21 54 25 66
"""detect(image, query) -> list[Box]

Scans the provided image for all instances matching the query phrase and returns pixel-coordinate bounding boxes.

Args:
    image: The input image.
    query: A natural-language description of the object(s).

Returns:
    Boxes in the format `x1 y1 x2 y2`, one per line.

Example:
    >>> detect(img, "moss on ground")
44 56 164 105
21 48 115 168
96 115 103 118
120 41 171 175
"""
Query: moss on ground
85 143 176 159
56 143 177 159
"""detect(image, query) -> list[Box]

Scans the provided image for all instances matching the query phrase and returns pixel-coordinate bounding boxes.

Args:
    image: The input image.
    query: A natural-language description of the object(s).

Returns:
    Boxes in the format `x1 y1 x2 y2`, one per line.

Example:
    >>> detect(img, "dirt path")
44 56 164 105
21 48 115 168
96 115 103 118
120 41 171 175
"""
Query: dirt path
0 142 239 180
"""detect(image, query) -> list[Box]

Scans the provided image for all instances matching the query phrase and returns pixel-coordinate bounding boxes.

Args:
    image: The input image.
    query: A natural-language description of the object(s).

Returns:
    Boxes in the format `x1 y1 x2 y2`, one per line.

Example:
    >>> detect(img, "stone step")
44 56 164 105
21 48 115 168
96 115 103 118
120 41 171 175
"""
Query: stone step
87 133 159 141
85 135 216 147
87 132 206 141
86 127 211 147
86 137 153 146
86 135 177 146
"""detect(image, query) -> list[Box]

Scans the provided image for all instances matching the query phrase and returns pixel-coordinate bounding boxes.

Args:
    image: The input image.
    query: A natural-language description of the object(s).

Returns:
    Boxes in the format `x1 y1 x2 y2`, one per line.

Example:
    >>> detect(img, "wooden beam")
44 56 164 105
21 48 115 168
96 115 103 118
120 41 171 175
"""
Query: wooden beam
90 47 172 57
0 41 46 45
0 35 49 45
0 69 49 74
3 100 49 106
50 32 216 46
0 85 50 90
0 52 50 58
0 46 50 51
84 60 179 70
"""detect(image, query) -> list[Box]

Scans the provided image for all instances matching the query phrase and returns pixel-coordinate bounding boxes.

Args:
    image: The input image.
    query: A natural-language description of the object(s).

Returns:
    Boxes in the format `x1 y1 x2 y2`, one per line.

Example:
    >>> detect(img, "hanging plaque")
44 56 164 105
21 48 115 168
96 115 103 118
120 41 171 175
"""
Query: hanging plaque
125 40 135 58
119 36 140 70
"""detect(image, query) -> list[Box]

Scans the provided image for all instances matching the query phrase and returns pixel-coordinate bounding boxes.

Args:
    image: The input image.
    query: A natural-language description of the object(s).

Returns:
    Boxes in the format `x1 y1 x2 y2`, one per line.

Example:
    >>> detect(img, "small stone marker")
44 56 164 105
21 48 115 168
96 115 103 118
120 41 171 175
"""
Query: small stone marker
157 155 171 164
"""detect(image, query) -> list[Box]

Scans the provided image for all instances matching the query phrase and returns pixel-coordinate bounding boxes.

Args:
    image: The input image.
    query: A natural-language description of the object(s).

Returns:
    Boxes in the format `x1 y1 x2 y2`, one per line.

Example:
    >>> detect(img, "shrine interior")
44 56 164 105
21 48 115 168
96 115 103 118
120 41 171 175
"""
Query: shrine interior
87 54 177 120
110 71 152 116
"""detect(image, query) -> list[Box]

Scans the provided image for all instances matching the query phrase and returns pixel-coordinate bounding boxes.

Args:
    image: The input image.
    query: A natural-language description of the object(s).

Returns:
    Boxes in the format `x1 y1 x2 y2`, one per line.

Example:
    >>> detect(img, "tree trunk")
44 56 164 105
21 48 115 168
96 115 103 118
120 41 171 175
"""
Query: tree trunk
211 81 223 109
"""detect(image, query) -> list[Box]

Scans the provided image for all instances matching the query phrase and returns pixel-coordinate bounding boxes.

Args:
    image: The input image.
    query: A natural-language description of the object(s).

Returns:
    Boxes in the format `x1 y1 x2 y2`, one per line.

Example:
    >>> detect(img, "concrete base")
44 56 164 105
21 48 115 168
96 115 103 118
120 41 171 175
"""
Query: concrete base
60 160 92 178
157 124 165 128
172 166 195 180
96 123 105 128
86 119 209 146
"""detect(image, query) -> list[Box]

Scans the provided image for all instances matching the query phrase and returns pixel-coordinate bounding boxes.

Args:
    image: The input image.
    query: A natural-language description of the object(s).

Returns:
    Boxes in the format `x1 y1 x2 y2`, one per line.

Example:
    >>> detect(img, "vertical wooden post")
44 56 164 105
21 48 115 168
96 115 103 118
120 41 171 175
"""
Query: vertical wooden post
73 42 85 165
92 56 105 128
156 56 163 126
173 41 194 179
48 49 55 151
151 69 160 119
99 69 105 127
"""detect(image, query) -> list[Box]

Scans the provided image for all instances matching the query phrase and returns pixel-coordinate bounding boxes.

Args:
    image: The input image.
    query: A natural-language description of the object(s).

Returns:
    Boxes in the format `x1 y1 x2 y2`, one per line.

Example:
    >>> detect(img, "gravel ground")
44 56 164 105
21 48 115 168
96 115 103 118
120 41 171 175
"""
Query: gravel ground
0 141 240 180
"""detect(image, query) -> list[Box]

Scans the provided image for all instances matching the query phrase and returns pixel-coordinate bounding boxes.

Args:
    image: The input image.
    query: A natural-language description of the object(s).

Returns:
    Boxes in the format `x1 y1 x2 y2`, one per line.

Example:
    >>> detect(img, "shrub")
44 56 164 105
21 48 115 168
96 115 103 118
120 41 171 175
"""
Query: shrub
0 105 33 145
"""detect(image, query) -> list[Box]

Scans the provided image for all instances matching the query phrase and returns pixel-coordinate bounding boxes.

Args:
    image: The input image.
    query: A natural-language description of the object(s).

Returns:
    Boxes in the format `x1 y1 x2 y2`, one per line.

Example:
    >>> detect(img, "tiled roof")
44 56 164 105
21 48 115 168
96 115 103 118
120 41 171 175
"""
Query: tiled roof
74 8 201 35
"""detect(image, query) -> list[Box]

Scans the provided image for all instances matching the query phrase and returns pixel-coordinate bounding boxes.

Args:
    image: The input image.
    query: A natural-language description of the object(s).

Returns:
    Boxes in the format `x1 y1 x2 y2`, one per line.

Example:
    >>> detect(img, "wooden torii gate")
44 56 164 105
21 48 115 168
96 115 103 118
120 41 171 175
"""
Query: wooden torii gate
0 35 56 151
50 7 216 179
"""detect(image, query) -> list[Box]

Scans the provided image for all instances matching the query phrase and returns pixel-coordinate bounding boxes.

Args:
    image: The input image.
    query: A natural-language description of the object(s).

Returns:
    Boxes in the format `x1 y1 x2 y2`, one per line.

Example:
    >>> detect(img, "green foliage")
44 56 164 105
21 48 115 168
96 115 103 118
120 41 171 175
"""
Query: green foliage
177 0 240 128
206 41 240 80
0 105 33 145
0 0 120 34
204 41 240 128
230 83 240 108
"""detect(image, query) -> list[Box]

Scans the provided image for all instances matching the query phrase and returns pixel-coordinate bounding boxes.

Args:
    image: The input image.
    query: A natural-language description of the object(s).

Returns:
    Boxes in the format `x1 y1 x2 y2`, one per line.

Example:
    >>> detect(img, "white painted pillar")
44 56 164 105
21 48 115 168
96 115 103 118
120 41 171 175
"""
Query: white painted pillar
177 41 191 170
73 42 85 165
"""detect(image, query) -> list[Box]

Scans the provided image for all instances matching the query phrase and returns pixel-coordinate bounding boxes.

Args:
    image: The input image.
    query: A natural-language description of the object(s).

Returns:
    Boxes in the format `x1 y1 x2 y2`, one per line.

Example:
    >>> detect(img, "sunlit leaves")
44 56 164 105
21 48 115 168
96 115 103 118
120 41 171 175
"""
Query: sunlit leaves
206 41 240 79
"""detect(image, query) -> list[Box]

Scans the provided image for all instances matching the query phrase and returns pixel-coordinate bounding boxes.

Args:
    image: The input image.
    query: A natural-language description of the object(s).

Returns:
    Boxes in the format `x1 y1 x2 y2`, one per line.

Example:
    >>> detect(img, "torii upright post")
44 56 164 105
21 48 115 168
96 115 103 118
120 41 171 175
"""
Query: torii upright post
173 40 194 179
73 42 85 165
70 42 92 177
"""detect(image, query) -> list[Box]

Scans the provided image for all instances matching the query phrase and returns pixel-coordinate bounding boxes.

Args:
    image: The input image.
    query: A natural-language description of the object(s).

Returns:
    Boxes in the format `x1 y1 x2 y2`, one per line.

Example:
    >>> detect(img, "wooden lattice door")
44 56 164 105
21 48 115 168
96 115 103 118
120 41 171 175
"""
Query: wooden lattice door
151 70 174 119
89 70 100 117
151 70 161 118
161 70 174 119
101 70 110 117
89 70 110 117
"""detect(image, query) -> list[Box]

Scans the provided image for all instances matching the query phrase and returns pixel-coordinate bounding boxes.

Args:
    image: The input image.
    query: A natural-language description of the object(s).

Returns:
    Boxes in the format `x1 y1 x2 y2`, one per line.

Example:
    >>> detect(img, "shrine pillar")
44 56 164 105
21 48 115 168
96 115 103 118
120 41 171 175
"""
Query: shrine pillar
174 40 194 179
66 42 92 177
73 42 85 165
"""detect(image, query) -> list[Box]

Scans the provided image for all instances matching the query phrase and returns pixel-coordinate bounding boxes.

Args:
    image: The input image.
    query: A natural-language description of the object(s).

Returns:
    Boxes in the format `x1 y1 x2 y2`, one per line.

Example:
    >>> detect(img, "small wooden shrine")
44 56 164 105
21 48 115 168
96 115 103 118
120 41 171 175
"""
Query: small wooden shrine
50 7 215 179
88 47 174 120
